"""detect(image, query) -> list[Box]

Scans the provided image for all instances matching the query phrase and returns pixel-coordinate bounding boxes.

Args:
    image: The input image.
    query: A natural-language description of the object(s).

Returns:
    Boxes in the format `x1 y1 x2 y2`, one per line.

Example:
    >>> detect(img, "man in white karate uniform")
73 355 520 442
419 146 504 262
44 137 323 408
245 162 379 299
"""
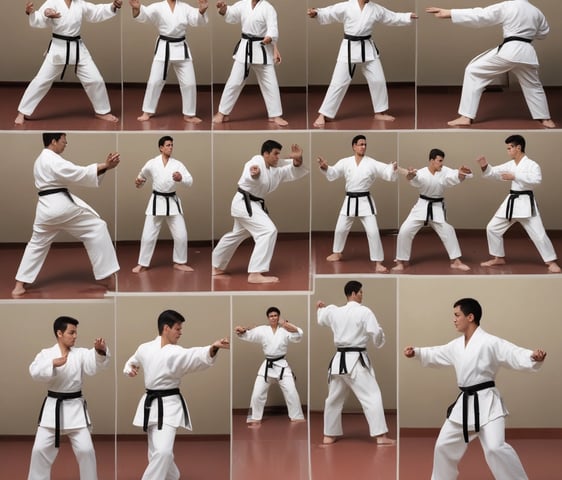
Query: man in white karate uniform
212 140 308 284
132 135 194 273
124 309 229 480
15 0 122 125
317 280 395 446
28 316 110 480
129 0 208 123
12 133 120 297
213 0 287 126
235 306 305 425
308 0 417 127
477 134 560 273
427 1 556 128
317 134 397 273
404 297 547 480
393 148 472 272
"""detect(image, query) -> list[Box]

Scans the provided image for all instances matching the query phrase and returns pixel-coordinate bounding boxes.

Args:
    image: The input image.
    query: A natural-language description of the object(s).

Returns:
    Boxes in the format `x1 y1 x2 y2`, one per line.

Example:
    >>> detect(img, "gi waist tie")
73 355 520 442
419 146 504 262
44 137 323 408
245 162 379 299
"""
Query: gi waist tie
143 388 189 432
152 190 181 216
343 34 377 79
446 380 495 443
328 347 368 382
420 194 445 226
38 187 74 204
497 36 532 52
37 390 84 448
234 33 267 79
264 355 285 382
48 33 81 80
237 187 268 217
505 190 535 221
157 35 188 81
346 191 374 217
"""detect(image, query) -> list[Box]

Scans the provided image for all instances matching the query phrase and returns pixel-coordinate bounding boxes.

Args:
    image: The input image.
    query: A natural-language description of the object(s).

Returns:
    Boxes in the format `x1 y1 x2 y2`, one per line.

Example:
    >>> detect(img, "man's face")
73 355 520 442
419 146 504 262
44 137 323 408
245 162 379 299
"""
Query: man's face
51 135 68 154
453 306 472 333
160 140 173 157
263 148 281 168
506 143 520 160
429 156 444 172
267 311 280 328
352 139 367 157
163 322 183 345
57 324 77 349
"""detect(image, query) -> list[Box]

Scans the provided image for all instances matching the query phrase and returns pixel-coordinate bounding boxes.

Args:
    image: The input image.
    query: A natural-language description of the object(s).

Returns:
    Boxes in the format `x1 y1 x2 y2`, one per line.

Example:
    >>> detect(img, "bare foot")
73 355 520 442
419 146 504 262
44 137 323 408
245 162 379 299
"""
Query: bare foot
322 436 337 445
374 112 395 122
290 418 306 423
326 252 343 262
269 116 288 126
480 257 506 267
98 273 116 292
540 119 556 129
212 267 228 276
313 114 326 128
14 112 26 125
447 115 472 127
246 420 262 427
137 112 153 121
132 265 147 273
547 261 561 273
391 260 407 272
184 115 202 124
96 113 119 123
374 262 389 273
11 281 26 297
451 259 471 271
212 112 229 124
174 263 194 272
376 436 396 446
247 273 279 284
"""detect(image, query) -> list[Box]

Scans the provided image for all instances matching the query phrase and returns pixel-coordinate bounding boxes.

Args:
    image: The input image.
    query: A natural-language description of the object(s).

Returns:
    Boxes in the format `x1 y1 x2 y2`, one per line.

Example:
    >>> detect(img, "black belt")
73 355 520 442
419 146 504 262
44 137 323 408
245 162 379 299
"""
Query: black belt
264 355 285 382
505 190 535 221
157 35 189 81
38 187 74 204
446 380 495 443
420 195 445 226
343 34 377 79
143 388 189 432
327 348 368 382
38 390 84 448
152 190 181 216
48 33 81 80
346 191 374 217
498 36 532 52
237 187 268 217
234 33 267 79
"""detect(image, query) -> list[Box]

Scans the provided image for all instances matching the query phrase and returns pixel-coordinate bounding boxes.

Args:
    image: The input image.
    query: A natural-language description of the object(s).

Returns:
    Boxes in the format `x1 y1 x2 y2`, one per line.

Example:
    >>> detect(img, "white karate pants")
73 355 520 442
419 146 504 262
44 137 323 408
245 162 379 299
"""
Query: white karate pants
143 424 180 480
486 215 557 262
431 417 528 480
142 59 197 116
458 50 550 120
137 215 188 267
217 62 283 118
28 426 97 480
248 371 305 422
332 214 384 262
318 59 388 119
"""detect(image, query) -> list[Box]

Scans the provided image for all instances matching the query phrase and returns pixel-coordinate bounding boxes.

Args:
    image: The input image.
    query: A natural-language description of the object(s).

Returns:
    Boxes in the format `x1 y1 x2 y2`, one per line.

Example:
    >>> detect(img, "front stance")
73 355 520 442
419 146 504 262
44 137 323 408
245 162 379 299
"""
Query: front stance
404 298 546 480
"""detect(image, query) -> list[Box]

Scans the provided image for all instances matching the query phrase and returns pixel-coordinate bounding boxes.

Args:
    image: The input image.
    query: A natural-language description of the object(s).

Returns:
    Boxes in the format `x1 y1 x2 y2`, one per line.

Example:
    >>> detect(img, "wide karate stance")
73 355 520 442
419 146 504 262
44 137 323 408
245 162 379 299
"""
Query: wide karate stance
212 140 308 284
427 1 556 128
477 134 560 273
129 0 208 123
235 306 305 425
124 309 229 480
317 280 395 446
15 0 122 125
404 297 546 480
213 0 287 126
393 148 472 272
12 133 120 297
132 135 194 273
308 0 417 127
318 134 397 273
27 316 110 480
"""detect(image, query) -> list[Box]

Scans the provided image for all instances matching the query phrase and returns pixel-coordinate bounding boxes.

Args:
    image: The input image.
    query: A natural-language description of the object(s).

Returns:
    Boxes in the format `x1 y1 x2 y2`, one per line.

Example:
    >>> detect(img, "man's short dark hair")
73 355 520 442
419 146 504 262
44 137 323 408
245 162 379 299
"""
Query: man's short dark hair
344 280 363 297
53 316 79 337
352 135 367 146
158 135 174 148
429 148 445 160
453 298 482 326
158 310 185 334
505 134 525 153
43 133 65 147
261 140 283 155
266 306 280 317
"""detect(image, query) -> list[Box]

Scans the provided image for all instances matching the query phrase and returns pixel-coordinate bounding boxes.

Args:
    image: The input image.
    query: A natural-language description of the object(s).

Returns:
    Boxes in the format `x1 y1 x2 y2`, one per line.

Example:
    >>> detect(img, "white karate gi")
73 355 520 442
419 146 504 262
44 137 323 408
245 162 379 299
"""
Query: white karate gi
322 155 397 261
212 156 308 274
28 343 110 480
451 0 551 120
482 156 557 262
396 166 467 261
415 327 542 480
217 0 283 118
15 148 120 284
18 0 118 117
318 301 388 437
314 1 412 118
136 155 193 267
239 324 305 422
124 337 216 480
135 1 207 116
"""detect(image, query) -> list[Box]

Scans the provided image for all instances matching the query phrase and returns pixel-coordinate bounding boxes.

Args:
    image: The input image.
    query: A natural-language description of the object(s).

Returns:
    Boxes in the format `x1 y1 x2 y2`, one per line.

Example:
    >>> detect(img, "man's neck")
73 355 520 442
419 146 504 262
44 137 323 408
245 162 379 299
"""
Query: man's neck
354 154 364 164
